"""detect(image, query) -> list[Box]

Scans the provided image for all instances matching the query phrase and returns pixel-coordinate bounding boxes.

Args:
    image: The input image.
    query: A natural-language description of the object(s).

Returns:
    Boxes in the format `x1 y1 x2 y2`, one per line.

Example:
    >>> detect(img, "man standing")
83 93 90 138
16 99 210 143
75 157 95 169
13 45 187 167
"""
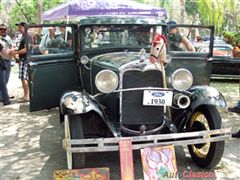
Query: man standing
0 23 13 102
11 22 29 102
167 21 195 52
0 42 10 105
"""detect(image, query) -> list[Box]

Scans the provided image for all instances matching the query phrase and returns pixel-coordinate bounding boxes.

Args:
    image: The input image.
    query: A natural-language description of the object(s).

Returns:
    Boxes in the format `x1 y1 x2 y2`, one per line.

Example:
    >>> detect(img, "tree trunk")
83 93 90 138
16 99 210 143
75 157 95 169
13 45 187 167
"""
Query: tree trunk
180 0 185 24
37 0 43 24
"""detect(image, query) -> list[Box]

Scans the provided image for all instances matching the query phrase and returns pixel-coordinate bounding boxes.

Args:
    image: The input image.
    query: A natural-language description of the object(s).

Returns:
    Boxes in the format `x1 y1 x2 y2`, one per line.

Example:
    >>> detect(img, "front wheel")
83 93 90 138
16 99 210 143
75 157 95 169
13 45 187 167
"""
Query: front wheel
187 106 225 169
64 114 86 169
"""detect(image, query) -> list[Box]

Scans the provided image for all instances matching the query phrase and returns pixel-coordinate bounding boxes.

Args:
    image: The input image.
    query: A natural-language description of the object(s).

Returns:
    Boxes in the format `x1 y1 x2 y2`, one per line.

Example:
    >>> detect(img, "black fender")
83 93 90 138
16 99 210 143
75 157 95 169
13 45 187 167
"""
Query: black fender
60 91 118 137
189 86 227 110
176 86 226 131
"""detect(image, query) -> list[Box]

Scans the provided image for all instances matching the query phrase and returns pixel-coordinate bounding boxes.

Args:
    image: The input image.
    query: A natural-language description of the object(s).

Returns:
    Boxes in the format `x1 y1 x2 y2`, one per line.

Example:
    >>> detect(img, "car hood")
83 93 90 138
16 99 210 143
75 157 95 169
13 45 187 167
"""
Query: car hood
92 52 150 70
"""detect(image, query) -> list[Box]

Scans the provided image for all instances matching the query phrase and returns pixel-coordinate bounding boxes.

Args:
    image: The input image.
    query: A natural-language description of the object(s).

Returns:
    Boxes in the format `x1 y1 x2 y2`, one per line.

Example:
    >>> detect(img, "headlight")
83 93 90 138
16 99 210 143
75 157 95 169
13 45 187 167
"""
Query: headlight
171 68 193 91
95 70 118 93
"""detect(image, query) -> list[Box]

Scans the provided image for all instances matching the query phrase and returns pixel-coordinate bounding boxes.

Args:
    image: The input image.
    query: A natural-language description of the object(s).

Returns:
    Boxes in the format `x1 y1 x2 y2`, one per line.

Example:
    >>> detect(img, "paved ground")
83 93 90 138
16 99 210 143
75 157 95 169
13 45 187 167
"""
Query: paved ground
0 69 239 180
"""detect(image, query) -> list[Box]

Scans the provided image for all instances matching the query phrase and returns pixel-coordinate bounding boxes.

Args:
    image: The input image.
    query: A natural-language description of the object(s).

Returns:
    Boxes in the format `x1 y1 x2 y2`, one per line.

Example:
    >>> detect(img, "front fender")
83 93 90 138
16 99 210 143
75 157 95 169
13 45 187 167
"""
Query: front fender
60 91 104 115
189 86 227 110
60 91 119 137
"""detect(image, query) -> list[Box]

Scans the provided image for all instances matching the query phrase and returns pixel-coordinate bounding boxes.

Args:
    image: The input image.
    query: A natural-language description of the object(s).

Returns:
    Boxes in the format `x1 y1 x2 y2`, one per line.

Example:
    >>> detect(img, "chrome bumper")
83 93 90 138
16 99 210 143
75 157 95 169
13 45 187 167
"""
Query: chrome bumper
63 128 231 153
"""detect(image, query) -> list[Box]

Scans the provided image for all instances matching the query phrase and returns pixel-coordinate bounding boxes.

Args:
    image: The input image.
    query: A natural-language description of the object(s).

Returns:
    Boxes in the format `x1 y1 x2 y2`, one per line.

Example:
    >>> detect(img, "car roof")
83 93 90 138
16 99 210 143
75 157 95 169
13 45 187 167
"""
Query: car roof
79 16 165 26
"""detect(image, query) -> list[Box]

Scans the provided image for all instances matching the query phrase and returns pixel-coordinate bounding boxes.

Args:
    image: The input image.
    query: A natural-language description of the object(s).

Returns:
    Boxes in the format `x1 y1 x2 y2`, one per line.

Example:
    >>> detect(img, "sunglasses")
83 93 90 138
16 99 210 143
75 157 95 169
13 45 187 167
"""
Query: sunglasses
0 28 7 31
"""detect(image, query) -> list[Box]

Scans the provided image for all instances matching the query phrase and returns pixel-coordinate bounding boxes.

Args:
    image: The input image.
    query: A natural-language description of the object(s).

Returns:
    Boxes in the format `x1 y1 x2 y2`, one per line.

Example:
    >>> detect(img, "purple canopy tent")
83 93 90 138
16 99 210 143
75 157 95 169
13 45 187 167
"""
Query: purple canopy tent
42 0 167 21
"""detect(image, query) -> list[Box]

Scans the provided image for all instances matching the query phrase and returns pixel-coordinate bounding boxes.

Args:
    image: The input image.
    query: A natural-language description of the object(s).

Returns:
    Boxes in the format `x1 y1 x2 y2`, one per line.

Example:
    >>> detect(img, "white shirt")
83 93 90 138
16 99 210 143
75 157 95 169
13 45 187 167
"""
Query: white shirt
0 35 13 60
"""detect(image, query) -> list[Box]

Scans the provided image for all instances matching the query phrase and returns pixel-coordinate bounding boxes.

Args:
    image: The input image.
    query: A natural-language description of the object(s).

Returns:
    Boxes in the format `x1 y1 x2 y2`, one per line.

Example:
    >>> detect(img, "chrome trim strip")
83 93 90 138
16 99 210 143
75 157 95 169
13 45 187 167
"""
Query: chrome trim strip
93 87 194 98
93 87 173 98
63 128 231 153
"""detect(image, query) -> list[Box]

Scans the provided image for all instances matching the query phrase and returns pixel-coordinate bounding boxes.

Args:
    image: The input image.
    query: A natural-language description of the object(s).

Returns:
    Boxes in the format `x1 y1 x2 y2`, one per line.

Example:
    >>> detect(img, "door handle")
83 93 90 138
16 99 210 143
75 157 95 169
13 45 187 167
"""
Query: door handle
29 62 38 66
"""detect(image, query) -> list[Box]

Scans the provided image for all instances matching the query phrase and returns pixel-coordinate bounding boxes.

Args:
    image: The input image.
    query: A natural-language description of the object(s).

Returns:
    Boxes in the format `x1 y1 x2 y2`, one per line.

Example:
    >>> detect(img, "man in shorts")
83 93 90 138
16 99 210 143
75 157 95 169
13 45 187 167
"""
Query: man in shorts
11 22 29 102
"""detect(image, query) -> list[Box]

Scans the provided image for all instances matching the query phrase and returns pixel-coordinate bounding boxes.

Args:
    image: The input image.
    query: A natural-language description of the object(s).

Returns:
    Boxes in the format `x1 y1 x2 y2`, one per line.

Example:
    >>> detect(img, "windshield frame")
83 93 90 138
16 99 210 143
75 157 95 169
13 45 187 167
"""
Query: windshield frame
79 24 167 54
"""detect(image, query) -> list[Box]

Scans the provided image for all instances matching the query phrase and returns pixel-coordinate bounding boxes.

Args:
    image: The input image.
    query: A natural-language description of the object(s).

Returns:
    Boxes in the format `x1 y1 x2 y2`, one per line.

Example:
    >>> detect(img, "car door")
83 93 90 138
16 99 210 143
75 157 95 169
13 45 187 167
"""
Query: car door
165 24 214 86
27 24 81 111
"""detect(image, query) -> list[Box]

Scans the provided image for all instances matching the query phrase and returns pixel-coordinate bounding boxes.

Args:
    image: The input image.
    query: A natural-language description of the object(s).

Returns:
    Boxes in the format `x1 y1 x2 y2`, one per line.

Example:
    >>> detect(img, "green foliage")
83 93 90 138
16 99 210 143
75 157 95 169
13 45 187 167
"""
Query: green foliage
223 31 240 47
197 0 224 33
185 0 198 17
134 0 145 3
8 0 64 31
158 0 170 8
43 0 65 11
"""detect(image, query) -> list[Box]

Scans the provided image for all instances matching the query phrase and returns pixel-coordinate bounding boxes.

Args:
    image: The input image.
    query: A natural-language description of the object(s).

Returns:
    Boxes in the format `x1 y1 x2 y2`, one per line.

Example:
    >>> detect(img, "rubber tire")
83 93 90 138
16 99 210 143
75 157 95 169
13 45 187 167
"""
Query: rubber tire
68 114 86 169
187 106 225 169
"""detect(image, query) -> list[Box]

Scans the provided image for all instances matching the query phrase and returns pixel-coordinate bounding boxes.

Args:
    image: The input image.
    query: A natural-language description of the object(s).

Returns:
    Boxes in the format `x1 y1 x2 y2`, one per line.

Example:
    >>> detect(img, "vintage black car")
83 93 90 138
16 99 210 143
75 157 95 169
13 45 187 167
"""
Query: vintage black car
27 17 230 170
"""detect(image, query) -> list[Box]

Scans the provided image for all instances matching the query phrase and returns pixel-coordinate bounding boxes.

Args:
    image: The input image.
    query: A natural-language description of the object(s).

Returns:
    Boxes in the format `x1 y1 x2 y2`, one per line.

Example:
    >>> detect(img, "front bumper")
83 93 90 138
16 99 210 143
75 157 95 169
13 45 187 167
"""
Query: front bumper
63 128 231 153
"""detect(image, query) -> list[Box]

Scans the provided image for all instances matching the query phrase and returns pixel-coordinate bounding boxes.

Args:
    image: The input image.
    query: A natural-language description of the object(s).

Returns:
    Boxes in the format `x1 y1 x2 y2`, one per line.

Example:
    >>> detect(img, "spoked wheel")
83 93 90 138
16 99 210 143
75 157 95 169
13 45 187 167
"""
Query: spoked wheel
64 115 86 169
187 106 225 169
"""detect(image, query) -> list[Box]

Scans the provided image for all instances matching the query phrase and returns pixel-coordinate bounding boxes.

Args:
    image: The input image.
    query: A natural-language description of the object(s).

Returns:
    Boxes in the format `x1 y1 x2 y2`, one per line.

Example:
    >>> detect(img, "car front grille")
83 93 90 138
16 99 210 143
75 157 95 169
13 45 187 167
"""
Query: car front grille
121 70 164 125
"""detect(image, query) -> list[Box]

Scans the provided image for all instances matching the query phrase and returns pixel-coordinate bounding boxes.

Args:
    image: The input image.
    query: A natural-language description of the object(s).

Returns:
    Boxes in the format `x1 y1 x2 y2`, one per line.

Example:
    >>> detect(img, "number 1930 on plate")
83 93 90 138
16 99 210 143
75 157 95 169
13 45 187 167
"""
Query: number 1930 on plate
143 90 173 106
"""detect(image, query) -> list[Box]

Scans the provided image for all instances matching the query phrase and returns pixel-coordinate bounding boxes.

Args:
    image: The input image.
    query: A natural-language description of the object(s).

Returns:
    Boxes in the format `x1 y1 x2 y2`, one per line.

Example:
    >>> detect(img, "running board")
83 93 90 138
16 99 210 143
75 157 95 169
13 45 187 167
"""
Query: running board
63 128 231 153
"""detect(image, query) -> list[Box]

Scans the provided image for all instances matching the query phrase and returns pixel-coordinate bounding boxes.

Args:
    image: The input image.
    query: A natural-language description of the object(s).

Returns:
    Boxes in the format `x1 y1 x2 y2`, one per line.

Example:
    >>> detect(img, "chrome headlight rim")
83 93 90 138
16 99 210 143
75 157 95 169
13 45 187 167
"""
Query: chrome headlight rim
95 70 118 93
171 68 193 91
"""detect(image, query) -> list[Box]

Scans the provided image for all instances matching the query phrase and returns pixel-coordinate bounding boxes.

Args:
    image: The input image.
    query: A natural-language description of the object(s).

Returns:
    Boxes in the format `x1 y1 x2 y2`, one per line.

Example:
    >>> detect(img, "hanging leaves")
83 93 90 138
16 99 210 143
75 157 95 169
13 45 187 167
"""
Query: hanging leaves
8 0 64 31
197 0 224 33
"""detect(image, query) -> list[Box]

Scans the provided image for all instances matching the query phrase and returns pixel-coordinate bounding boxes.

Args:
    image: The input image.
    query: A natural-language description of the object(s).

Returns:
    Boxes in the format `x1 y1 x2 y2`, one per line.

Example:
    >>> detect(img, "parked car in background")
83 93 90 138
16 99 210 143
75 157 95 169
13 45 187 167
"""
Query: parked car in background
26 17 230 170
197 43 239 79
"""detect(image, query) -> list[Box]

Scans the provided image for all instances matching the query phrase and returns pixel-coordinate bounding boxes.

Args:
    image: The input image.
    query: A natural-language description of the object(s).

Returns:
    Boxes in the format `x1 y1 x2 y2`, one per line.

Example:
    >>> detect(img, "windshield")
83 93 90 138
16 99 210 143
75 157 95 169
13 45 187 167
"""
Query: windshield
82 25 163 50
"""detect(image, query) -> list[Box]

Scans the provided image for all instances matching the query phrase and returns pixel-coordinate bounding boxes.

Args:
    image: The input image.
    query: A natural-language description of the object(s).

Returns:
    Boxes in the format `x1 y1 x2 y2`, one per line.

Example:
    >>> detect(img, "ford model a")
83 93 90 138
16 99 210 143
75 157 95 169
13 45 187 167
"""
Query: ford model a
27 17 230 170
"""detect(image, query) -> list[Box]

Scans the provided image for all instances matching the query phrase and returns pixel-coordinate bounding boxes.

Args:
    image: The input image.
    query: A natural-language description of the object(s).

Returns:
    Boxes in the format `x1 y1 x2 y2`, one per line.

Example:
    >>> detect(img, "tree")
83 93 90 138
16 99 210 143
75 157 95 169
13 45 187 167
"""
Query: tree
158 0 172 20
8 0 64 31
197 0 224 34
37 0 43 24
185 0 199 23
179 0 185 24
222 0 239 32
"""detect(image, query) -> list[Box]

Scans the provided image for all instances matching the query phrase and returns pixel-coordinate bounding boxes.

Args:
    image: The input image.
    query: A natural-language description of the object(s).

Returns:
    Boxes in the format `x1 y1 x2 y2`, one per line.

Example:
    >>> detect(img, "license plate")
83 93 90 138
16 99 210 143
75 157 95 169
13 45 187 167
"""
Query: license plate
143 90 173 106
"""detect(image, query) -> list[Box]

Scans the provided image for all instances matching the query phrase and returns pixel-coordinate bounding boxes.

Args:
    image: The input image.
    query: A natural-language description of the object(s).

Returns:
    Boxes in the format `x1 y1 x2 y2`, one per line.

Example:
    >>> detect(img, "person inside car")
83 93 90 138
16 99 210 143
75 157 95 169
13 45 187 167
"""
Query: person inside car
167 21 195 52
59 26 72 48
39 27 67 55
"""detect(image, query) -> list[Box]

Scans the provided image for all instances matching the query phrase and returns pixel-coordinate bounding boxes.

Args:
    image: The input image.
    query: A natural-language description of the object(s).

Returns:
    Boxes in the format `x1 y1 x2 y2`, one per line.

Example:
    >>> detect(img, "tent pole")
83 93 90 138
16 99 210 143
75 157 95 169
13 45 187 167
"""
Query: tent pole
67 15 69 24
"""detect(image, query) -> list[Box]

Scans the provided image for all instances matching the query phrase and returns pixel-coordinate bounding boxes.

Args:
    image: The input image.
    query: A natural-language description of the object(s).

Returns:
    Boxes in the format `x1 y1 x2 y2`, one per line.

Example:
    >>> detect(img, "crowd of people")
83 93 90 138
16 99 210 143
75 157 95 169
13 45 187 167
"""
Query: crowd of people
0 22 29 105
0 22 73 106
